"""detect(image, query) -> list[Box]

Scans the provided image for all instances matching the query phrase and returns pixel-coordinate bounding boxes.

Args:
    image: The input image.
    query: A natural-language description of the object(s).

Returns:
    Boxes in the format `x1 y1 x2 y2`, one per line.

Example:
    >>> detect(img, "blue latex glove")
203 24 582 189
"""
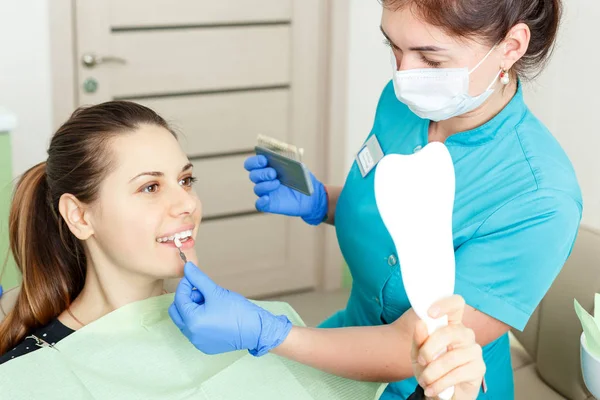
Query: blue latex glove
244 155 328 225
0 285 3 299
169 262 293 356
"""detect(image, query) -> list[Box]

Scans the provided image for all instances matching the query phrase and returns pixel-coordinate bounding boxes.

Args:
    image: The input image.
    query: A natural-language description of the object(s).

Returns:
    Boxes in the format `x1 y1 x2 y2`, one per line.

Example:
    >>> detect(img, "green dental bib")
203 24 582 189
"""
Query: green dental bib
0 294 387 400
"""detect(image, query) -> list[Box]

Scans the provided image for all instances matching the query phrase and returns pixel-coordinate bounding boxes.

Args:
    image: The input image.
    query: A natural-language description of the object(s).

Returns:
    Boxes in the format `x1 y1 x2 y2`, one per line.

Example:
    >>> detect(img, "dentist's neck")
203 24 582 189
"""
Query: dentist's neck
59 256 165 330
429 80 518 143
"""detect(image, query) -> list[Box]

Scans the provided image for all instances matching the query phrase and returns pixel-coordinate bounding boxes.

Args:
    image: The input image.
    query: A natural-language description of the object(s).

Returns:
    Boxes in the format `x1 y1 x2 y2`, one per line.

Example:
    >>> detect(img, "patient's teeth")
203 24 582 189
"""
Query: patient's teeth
156 229 193 244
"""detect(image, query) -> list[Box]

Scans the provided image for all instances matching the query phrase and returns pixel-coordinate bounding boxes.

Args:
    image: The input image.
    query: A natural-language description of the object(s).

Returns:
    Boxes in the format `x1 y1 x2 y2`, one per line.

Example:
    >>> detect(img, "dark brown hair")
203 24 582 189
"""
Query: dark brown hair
381 0 562 79
0 101 175 355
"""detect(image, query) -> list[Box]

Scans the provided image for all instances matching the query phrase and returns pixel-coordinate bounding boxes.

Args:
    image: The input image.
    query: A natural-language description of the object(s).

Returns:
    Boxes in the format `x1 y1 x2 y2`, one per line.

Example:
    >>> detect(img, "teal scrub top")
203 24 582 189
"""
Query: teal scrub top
319 82 583 399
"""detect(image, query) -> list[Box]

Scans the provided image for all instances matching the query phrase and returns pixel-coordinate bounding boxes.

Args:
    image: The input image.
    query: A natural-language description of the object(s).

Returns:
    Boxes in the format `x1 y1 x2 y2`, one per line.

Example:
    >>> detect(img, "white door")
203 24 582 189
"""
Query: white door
74 0 325 297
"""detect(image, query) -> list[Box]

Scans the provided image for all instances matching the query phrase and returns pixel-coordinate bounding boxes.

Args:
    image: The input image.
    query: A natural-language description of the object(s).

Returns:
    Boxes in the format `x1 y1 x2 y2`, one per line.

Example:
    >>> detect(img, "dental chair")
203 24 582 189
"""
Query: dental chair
1 226 598 399
510 224 599 399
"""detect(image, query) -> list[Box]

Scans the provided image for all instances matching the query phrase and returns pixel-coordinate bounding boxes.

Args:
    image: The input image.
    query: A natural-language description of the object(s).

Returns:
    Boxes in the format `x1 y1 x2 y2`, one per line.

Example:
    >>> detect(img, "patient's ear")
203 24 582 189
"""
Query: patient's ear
58 194 94 240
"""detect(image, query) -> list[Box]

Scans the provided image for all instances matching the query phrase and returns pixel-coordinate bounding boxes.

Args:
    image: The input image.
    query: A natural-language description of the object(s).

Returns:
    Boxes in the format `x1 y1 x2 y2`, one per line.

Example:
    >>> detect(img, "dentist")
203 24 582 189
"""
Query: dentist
171 0 581 398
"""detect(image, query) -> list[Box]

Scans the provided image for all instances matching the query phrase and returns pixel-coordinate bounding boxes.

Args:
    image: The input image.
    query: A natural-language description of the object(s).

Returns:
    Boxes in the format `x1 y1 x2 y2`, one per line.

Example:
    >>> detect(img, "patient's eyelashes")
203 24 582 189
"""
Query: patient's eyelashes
180 176 197 188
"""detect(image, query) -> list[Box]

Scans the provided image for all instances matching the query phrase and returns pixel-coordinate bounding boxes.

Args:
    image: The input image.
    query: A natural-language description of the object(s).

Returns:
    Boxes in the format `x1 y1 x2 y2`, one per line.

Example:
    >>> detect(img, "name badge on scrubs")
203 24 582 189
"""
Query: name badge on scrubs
356 135 384 178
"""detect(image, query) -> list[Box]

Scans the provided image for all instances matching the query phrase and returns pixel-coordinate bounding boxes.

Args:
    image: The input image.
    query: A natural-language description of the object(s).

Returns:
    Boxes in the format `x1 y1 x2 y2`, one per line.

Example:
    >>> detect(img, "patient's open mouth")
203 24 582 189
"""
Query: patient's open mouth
156 229 195 250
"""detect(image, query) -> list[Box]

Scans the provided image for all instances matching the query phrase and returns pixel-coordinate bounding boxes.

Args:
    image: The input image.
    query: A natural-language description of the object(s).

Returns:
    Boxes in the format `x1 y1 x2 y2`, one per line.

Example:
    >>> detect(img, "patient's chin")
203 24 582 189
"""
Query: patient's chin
186 254 198 265
154 261 186 280
152 252 197 278
167 263 185 278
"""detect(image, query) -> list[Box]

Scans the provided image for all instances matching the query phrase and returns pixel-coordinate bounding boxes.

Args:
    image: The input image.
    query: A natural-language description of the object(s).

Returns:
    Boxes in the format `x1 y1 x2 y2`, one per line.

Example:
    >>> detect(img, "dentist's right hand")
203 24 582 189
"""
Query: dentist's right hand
169 262 293 356
244 155 328 225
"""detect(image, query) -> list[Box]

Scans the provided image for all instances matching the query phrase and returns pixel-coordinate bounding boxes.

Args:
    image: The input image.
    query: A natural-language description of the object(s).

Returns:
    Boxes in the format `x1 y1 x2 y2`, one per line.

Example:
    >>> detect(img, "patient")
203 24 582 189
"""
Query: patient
0 101 484 400
0 101 201 363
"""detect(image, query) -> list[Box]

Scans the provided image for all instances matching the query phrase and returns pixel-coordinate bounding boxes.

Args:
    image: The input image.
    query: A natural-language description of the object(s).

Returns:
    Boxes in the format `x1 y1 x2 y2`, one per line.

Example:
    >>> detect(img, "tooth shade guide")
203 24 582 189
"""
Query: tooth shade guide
174 237 182 248
257 134 304 162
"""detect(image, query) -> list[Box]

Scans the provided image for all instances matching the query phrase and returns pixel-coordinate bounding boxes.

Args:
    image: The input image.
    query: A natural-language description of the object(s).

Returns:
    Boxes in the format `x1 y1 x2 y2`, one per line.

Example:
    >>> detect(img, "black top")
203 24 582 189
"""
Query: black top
407 384 426 400
0 319 74 365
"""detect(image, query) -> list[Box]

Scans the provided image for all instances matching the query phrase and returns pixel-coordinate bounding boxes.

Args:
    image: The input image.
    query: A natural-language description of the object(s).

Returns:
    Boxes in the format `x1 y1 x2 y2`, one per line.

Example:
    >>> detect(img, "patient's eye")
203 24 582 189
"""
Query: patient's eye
142 183 159 193
180 176 197 187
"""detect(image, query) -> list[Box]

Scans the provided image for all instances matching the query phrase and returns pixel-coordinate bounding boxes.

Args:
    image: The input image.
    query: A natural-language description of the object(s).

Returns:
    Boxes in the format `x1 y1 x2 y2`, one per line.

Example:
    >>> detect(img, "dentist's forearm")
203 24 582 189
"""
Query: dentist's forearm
271 324 414 382
324 185 342 225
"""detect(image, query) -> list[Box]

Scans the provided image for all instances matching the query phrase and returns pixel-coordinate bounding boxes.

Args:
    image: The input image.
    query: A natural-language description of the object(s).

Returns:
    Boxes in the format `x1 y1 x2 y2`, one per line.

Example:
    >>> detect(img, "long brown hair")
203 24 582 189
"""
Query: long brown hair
381 0 562 80
0 101 175 355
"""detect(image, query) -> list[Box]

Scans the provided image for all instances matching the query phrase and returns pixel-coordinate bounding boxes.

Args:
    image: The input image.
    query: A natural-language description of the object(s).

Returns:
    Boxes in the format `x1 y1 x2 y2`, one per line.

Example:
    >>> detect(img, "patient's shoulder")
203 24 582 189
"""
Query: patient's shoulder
0 319 75 365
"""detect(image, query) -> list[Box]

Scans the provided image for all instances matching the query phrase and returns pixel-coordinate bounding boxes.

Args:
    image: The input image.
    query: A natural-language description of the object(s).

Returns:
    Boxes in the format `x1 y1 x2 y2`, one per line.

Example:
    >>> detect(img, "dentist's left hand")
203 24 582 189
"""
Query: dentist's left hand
169 262 293 356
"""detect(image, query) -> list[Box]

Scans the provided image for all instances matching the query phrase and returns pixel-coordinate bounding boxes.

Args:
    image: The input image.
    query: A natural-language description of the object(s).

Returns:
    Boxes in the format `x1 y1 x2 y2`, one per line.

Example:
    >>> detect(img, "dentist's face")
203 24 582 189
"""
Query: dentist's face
85 124 201 279
381 5 504 96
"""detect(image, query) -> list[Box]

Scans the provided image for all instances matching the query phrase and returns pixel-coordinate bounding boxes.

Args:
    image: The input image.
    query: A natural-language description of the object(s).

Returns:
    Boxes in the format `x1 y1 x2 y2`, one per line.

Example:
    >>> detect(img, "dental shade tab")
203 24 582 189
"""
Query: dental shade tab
255 135 314 196
174 237 187 263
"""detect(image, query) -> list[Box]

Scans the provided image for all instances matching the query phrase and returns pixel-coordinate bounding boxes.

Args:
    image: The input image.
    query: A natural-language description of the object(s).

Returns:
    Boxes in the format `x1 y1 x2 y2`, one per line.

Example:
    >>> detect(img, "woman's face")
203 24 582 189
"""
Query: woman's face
85 124 201 279
382 5 504 96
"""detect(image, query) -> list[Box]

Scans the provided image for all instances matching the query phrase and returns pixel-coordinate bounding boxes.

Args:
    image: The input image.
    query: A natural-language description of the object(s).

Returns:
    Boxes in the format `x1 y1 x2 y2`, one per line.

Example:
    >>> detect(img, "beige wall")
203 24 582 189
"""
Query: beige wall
343 0 390 170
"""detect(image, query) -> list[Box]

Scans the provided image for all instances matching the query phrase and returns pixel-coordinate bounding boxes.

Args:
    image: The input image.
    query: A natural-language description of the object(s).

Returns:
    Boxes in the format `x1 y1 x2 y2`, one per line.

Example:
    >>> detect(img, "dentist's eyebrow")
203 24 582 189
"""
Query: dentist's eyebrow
129 162 194 182
409 45 446 52
380 26 446 52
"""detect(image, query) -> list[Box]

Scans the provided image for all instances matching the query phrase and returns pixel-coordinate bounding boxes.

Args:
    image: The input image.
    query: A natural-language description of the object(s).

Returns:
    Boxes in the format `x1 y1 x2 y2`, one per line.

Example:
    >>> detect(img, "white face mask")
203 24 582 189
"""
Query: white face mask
392 46 501 122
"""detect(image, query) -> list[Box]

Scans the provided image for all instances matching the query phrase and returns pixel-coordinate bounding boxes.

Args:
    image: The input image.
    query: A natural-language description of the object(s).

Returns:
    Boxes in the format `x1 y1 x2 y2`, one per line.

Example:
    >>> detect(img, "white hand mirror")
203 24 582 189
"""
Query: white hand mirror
374 142 456 400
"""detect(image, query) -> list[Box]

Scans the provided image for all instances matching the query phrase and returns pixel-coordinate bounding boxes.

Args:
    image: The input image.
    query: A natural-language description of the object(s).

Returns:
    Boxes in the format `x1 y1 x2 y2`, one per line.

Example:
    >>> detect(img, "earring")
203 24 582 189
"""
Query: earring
500 69 510 85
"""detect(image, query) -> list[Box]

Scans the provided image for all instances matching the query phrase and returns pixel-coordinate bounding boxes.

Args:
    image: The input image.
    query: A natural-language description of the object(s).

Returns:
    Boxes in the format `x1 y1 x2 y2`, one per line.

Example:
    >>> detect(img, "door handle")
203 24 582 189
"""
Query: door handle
82 53 127 68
